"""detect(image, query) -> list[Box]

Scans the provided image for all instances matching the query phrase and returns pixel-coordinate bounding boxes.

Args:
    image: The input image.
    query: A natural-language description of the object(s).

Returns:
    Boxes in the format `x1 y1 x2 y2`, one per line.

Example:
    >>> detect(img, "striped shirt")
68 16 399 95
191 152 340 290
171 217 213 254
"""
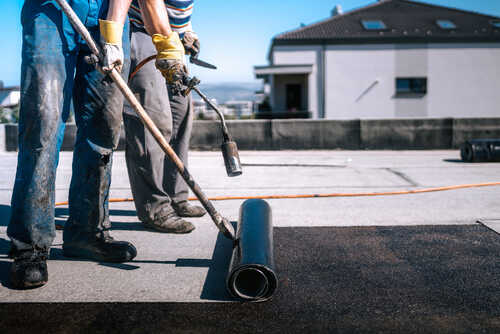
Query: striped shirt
129 0 194 36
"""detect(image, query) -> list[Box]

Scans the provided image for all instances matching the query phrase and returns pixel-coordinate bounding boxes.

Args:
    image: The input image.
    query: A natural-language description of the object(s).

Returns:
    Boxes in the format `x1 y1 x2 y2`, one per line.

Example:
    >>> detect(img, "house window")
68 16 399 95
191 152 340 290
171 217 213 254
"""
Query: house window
436 20 456 29
491 20 500 28
361 20 387 30
396 78 427 95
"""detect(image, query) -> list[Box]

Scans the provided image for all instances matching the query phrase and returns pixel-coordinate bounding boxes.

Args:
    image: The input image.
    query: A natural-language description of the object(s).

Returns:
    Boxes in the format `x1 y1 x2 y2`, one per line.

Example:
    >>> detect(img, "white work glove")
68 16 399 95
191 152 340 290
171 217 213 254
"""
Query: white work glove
101 43 124 73
99 19 124 73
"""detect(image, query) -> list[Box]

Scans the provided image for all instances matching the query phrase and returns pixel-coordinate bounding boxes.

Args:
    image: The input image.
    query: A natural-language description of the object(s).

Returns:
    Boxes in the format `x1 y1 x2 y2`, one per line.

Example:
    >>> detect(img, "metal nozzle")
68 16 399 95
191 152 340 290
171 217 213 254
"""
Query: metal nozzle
221 141 243 177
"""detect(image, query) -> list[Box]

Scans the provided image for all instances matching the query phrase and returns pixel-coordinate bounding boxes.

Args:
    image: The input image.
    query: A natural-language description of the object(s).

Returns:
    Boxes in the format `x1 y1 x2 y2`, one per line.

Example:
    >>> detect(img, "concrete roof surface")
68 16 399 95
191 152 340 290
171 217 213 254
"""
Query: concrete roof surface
0 150 499 332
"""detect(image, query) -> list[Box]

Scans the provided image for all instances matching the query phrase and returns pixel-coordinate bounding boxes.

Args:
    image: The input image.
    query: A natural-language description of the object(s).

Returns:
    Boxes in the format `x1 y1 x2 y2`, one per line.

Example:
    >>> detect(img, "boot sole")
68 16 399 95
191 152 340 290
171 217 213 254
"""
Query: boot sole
16 280 48 290
142 222 195 234
63 246 135 263
177 212 207 218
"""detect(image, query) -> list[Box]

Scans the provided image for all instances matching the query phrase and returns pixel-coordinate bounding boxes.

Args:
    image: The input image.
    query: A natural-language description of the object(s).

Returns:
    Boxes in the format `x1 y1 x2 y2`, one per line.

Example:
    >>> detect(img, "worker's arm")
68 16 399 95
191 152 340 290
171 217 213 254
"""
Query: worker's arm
138 0 185 88
106 0 133 24
98 0 133 72
137 0 172 36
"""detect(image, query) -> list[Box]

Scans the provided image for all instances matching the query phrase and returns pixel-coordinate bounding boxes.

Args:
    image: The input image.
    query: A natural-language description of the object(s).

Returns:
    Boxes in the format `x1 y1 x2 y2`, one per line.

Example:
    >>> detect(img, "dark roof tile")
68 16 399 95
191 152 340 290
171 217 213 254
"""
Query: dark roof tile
274 0 500 43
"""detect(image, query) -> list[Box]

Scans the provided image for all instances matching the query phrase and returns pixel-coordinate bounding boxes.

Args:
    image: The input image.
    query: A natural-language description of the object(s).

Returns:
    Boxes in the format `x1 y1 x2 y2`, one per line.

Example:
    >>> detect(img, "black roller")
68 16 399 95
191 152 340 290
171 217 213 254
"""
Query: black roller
461 139 500 162
227 199 277 302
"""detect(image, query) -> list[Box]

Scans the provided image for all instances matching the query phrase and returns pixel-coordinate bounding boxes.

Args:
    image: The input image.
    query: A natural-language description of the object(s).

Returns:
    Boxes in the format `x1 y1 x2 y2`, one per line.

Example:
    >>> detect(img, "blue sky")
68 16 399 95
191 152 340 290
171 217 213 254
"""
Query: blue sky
1 0 499 86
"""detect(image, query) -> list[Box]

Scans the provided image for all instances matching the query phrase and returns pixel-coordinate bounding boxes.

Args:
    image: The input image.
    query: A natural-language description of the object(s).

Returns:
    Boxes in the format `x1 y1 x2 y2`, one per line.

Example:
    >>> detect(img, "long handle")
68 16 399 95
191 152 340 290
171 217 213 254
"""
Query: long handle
54 0 235 240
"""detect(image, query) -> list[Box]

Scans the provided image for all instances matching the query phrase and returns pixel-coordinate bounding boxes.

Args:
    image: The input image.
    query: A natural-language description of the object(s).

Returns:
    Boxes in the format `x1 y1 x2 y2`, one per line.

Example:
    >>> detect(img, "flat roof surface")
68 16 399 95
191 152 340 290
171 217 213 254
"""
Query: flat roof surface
1 150 499 332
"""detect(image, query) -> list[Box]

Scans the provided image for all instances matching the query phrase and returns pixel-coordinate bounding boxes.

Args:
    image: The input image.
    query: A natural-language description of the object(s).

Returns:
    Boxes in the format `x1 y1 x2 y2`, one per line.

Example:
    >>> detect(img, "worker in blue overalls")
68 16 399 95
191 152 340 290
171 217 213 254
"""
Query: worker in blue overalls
8 0 187 289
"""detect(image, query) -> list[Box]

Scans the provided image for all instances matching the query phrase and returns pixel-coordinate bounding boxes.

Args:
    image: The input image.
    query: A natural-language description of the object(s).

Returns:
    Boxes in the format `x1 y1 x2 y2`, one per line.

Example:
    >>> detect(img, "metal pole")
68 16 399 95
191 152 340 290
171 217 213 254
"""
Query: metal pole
54 0 235 240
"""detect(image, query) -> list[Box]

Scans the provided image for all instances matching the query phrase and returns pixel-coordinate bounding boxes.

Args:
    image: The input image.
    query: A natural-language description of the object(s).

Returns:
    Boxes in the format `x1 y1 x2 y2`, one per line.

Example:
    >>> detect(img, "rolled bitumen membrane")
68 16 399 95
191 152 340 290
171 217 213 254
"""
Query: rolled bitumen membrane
226 199 277 301
461 139 500 162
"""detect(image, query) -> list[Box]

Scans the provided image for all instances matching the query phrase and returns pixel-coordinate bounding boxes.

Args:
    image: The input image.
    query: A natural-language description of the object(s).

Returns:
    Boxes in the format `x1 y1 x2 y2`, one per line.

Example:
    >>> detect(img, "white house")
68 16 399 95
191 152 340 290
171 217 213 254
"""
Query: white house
0 85 20 108
254 0 500 119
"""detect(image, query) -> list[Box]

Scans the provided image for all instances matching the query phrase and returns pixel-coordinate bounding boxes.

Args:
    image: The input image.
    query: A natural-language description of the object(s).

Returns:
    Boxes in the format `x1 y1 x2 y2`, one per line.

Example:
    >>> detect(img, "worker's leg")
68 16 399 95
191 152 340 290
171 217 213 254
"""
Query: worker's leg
165 90 205 217
63 21 137 262
124 27 194 233
7 0 75 288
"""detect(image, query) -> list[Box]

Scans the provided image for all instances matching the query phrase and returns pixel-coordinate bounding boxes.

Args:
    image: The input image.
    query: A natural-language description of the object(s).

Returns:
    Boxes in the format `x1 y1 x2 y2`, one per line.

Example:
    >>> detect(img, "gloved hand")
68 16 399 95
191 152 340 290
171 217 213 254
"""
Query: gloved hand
152 32 186 87
182 31 200 58
98 19 124 72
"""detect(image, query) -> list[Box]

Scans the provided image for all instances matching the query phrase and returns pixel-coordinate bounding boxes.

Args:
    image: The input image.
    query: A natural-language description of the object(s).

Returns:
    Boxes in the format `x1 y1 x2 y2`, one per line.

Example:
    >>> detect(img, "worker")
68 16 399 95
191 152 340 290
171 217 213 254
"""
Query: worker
124 0 206 234
8 0 186 289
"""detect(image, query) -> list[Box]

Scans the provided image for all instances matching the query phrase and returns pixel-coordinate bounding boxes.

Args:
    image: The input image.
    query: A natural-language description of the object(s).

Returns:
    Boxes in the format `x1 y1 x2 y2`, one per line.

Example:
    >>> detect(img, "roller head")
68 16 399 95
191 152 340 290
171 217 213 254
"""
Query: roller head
221 141 242 177
218 216 236 240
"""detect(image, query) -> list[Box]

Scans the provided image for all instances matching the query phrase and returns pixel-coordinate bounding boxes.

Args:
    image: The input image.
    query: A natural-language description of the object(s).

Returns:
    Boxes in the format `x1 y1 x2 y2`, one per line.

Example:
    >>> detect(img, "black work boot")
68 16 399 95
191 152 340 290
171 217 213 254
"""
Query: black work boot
10 248 49 289
143 210 195 234
172 201 206 218
63 232 137 263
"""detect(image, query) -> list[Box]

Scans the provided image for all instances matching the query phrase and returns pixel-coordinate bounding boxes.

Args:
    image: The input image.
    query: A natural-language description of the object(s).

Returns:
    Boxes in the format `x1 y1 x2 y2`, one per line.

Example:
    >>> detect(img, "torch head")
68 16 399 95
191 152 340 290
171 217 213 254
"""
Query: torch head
221 141 243 177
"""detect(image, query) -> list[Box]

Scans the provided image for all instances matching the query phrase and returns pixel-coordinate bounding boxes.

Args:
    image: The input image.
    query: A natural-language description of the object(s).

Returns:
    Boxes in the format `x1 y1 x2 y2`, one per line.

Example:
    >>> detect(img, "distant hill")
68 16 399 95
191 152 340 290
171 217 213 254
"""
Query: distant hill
196 82 262 104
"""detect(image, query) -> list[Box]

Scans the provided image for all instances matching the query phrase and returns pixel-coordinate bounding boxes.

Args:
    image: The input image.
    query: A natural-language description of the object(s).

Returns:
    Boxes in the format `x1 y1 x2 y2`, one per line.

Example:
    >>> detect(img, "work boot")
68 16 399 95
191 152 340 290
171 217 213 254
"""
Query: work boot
172 201 206 218
63 232 137 263
143 210 195 234
8 243 17 259
10 248 49 289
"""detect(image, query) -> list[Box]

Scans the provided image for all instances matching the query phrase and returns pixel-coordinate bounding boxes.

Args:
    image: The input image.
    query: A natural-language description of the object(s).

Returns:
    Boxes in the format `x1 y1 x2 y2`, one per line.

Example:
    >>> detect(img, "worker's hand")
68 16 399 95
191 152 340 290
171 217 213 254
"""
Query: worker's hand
99 19 124 72
182 31 200 58
152 32 186 86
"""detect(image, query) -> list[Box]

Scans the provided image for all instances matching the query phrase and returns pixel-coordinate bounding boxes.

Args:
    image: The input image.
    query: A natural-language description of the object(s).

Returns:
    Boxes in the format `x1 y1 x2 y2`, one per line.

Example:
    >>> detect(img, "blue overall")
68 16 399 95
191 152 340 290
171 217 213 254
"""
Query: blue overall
8 0 130 252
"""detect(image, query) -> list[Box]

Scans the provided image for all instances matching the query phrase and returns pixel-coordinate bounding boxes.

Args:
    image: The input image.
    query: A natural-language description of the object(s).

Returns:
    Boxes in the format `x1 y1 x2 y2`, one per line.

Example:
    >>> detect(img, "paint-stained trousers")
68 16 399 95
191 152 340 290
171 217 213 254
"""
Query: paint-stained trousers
7 0 130 251
124 27 193 224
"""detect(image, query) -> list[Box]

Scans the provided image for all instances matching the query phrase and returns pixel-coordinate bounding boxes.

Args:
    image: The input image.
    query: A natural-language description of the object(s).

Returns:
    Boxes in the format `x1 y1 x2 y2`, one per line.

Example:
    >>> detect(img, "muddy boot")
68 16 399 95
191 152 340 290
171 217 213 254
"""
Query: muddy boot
63 232 137 263
143 210 195 234
63 217 137 263
8 243 17 259
172 201 206 218
10 248 49 289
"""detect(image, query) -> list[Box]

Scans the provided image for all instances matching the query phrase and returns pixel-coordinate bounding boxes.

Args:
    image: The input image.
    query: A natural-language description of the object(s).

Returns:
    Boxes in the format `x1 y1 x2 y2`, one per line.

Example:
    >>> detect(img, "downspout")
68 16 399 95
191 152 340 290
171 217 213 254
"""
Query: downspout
320 41 327 119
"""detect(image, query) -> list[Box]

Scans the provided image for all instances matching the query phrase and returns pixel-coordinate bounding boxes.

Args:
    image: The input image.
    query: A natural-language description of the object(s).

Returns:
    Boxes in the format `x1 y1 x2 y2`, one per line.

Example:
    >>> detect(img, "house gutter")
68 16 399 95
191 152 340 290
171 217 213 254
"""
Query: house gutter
320 41 326 119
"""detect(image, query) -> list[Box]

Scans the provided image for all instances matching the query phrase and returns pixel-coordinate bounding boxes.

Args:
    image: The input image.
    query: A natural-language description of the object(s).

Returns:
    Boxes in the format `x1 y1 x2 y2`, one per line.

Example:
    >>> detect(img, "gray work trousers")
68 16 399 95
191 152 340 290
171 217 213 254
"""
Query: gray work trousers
124 27 193 224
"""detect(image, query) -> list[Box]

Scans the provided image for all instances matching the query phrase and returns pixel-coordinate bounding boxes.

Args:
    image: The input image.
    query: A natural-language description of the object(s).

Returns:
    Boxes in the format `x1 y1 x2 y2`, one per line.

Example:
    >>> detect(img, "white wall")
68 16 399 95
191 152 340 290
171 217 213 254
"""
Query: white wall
325 44 396 119
0 90 20 107
427 43 500 118
271 43 500 119
323 43 500 119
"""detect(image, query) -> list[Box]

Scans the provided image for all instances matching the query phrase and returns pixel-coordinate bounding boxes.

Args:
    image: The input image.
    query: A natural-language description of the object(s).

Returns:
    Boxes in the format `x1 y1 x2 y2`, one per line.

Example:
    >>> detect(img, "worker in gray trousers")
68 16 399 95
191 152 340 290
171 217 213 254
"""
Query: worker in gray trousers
124 20 205 234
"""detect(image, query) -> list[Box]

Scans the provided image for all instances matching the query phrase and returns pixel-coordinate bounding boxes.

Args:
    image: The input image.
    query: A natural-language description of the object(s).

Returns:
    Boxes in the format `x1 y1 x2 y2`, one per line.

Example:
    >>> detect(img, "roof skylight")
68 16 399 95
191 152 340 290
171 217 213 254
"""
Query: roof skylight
436 20 457 29
361 20 387 30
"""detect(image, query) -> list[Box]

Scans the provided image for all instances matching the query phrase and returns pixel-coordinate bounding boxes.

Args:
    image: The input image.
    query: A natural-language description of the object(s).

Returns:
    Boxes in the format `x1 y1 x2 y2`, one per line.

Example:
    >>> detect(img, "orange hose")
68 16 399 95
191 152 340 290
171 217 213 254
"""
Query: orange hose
54 181 500 207
128 55 156 81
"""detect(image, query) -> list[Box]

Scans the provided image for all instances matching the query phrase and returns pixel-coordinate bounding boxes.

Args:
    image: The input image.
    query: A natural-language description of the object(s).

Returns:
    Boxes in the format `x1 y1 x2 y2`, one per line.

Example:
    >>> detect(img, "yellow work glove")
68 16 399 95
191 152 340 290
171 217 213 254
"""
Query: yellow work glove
99 19 124 72
152 32 186 87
